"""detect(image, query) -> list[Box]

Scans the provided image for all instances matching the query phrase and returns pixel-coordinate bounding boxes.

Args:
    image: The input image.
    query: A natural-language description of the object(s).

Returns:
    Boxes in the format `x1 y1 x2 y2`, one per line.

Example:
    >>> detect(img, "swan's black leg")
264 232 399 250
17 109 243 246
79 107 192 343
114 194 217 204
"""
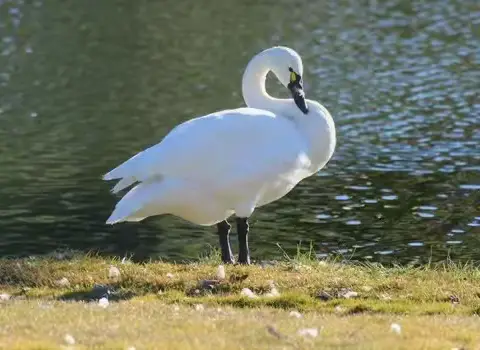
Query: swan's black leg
217 220 234 264
237 217 250 264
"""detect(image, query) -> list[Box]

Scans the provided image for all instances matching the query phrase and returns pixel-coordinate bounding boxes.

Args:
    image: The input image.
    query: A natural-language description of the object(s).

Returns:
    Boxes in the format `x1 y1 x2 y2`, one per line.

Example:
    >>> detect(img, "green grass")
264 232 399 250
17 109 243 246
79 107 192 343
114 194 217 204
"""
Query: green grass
1 251 480 349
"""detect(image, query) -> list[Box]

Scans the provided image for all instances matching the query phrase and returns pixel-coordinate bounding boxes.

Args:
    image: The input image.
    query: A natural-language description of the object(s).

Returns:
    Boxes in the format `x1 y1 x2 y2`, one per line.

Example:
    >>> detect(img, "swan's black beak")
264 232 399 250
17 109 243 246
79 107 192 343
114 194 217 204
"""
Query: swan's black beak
288 76 309 114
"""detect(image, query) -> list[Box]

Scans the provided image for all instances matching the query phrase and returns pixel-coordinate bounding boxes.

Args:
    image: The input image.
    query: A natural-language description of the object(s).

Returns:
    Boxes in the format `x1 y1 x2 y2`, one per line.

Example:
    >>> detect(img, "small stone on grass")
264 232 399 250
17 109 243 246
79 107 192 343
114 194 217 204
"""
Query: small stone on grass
64 334 75 345
216 265 225 280
339 289 358 299
289 310 302 318
240 288 257 298
108 266 121 279
381 293 392 300
98 297 109 308
0 293 11 301
55 277 70 288
297 328 319 338
265 281 280 297
390 323 401 334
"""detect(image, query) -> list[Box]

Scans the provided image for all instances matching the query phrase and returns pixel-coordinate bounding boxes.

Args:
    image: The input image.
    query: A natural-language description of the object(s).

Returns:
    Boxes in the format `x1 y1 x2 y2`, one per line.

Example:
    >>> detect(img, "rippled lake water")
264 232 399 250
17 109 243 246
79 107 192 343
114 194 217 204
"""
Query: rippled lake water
0 0 478 263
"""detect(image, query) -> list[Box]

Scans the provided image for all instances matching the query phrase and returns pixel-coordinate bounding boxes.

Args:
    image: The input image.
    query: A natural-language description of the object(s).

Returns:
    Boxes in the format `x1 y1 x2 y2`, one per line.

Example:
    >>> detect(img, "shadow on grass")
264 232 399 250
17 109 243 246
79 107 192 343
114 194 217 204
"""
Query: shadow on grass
57 283 139 302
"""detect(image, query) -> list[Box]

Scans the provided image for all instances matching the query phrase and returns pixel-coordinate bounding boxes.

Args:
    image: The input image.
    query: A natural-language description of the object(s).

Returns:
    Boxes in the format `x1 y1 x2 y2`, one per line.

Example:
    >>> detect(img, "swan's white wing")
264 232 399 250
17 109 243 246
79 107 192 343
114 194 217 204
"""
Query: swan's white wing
103 107 311 193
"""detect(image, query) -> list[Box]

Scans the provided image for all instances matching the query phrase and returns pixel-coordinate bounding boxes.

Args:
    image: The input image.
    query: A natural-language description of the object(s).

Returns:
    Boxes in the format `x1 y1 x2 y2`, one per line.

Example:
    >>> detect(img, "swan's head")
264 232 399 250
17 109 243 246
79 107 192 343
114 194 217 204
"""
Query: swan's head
268 46 309 115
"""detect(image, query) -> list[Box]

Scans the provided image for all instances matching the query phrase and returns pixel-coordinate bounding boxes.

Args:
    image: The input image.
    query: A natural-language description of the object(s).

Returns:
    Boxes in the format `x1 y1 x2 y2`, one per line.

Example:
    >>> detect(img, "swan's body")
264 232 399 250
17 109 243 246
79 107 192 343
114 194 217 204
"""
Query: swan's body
103 46 336 263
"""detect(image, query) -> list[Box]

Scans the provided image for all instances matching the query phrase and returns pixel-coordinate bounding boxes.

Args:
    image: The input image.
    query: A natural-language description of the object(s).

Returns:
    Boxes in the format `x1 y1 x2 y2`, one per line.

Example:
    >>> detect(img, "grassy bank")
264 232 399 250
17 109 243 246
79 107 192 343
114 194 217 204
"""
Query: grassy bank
1 253 480 349
3 301 480 349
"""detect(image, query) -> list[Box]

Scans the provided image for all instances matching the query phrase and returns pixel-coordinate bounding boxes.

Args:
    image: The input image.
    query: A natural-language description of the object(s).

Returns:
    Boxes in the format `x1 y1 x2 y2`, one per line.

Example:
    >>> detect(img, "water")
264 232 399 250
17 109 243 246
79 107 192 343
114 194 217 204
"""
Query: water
0 0 478 263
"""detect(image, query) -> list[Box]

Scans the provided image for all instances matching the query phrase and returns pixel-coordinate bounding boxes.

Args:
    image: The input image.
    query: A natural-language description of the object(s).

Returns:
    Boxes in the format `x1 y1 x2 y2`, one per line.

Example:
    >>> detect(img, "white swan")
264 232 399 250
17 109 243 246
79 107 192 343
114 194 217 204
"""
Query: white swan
103 46 336 264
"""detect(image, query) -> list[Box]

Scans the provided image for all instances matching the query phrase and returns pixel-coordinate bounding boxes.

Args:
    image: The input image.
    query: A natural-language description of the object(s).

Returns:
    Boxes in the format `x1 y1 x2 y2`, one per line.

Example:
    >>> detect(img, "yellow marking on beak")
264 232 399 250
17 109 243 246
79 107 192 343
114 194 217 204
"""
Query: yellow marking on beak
290 71 297 83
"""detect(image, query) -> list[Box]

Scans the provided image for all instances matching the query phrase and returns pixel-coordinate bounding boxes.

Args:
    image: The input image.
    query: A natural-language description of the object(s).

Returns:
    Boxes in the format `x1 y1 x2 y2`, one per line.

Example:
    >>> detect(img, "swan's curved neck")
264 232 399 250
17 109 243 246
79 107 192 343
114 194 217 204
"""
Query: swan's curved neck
241 49 337 175
241 51 287 114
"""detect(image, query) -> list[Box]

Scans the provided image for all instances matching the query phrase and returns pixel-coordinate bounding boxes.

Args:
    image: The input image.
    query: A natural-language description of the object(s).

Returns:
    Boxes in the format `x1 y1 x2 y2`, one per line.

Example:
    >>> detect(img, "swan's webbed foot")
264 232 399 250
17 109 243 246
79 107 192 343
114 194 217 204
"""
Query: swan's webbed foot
236 217 251 265
217 220 234 264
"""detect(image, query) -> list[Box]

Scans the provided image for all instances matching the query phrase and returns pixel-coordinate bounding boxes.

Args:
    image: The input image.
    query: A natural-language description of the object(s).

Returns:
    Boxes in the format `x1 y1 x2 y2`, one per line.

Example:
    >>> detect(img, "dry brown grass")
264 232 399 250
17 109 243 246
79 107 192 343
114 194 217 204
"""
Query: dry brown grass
1 301 480 349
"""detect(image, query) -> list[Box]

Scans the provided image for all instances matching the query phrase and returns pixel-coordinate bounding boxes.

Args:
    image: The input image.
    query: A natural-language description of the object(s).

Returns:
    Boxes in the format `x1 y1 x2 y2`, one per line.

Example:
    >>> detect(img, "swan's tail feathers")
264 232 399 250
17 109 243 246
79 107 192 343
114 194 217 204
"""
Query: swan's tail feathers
105 181 166 225
106 213 127 225
103 172 113 181
103 164 131 181
103 165 122 181
102 152 144 181
111 177 137 194
106 213 145 225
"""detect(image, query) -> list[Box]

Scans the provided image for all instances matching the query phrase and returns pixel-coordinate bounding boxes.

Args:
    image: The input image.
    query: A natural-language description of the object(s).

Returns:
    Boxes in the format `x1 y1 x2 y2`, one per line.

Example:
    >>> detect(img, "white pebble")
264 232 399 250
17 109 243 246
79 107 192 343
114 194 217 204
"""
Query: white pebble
297 328 319 338
240 288 257 298
265 280 280 297
266 287 280 297
108 266 121 279
0 293 11 301
216 265 226 280
55 277 70 288
194 304 204 311
98 297 109 308
381 293 392 300
390 323 401 334
166 273 174 278
64 334 75 345
289 310 302 318
173 305 180 311
126 347 136 350
342 291 358 299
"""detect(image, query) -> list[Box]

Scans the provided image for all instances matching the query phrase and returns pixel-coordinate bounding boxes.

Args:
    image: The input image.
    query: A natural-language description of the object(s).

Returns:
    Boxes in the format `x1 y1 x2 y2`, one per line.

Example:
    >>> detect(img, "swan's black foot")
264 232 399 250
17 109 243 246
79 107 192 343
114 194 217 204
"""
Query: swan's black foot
237 217 251 265
217 220 234 264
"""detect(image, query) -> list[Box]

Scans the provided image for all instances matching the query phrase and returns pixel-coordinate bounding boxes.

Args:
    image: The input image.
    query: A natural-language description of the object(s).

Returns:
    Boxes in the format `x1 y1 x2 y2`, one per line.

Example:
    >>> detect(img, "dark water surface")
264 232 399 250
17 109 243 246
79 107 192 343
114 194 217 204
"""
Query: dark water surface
0 0 478 263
